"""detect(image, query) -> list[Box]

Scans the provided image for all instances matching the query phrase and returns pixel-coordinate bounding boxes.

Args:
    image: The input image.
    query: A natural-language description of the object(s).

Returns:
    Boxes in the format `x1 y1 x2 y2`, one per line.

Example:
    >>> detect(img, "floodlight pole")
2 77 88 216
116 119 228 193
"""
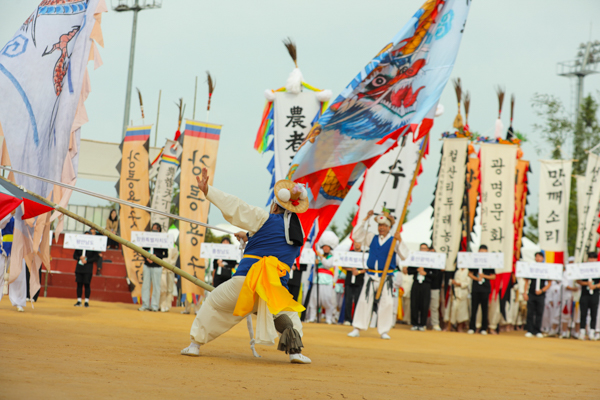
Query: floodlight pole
115 1 162 139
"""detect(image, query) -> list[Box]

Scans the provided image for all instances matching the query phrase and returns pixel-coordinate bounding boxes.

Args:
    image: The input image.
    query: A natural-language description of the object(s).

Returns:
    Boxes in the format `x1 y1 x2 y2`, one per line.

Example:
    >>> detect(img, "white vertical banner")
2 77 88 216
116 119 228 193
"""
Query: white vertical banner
273 92 320 181
575 153 600 262
432 138 469 271
356 138 421 234
480 143 517 273
538 160 572 253
150 139 183 233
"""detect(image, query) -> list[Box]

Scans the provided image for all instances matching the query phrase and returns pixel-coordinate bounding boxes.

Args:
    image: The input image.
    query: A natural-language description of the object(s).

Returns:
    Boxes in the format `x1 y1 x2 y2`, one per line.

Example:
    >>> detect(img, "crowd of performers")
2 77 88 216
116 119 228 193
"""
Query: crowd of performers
2 175 599 367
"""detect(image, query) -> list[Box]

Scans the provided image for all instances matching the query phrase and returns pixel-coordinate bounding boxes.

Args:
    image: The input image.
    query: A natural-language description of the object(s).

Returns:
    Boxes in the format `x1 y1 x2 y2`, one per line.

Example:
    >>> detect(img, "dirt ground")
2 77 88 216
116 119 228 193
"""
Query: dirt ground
1 297 599 400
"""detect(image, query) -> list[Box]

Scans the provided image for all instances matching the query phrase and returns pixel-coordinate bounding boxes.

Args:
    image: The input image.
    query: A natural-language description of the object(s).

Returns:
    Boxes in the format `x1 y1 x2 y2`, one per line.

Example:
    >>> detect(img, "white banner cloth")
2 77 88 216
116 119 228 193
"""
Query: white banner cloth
538 160 572 253
574 154 600 262
480 144 517 273
150 139 182 233
273 92 320 181
432 138 468 271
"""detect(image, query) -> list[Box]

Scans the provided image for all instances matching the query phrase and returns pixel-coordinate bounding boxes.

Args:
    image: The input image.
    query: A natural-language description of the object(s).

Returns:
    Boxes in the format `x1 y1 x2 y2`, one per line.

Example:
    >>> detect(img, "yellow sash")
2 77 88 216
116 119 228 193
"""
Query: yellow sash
233 255 305 317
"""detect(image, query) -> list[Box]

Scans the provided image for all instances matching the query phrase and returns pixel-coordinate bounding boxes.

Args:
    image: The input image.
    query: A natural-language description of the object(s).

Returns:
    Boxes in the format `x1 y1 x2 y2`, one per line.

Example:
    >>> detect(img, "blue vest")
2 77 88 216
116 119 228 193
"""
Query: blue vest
366 235 397 276
234 213 301 289
1 217 14 256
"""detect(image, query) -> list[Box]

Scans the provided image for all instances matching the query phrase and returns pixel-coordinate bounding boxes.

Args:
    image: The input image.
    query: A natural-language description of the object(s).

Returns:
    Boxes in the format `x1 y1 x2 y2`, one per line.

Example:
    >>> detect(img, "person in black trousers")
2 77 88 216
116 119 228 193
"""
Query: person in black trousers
468 245 496 335
408 243 433 331
577 252 600 341
212 237 238 288
288 262 307 303
342 242 366 325
524 251 552 338
73 231 100 307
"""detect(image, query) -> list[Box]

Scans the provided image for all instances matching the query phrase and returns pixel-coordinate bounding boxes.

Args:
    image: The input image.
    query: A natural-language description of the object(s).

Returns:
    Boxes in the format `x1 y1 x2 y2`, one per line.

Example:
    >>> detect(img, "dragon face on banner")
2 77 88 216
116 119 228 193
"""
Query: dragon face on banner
288 0 470 242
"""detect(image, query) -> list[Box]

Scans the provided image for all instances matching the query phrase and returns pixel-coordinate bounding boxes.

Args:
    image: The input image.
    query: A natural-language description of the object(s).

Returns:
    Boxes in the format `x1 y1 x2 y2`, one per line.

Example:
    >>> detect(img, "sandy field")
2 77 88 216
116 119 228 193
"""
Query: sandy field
1 297 599 400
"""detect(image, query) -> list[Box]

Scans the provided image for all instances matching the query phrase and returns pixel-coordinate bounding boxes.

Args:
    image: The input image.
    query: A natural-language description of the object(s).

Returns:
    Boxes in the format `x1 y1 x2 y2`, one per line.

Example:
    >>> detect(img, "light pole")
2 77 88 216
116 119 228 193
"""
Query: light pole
114 0 162 139
557 40 600 122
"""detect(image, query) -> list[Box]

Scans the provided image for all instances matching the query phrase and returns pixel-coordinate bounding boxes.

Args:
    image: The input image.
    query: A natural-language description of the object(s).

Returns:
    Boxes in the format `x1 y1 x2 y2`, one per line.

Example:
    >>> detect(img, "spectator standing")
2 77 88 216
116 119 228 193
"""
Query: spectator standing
105 209 119 249
73 231 99 307
138 223 168 312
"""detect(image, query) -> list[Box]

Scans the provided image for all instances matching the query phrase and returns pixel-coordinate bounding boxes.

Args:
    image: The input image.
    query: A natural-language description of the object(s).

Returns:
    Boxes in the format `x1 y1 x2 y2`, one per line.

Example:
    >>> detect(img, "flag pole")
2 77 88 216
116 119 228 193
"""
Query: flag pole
154 89 162 147
0 175 214 293
375 132 429 300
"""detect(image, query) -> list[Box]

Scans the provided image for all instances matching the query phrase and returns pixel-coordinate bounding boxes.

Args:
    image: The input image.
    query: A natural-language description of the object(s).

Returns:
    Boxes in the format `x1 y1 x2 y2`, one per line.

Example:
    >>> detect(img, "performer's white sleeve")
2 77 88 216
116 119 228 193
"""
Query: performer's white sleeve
352 220 374 249
395 239 409 261
320 255 335 268
0 215 11 229
205 186 269 235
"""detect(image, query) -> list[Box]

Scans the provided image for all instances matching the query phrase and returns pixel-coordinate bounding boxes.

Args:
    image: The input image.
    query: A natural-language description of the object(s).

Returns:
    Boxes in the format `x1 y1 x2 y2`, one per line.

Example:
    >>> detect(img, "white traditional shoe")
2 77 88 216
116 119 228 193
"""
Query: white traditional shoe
347 329 360 338
467 329 475 335
480 330 488 336
138 307 149 312
290 353 311 364
536 333 544 338
418 326 425 332
343 321 352 326
16 306 24 312
433 325 442 332
525 332 533 338
180 343 200 357
381 333 391 340
410 326 419 331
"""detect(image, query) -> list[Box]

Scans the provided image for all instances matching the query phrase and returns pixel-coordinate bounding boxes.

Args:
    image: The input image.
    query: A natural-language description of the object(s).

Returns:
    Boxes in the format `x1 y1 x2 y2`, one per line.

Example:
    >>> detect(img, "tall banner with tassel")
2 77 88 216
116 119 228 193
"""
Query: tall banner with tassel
465 145 480 247
514 158 530 264
432 138 468 270
254 39 330 205
480 143 517 273
538 160 571 264
574 153 600 262
179 120 222 304
117 126 152 303
150 139 182 233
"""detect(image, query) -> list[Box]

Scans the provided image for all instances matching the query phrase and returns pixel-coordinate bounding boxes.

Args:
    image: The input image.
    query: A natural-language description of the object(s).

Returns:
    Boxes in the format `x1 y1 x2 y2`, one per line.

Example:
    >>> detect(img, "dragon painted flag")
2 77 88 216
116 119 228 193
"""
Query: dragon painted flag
0 0 106 293
289 0 470 241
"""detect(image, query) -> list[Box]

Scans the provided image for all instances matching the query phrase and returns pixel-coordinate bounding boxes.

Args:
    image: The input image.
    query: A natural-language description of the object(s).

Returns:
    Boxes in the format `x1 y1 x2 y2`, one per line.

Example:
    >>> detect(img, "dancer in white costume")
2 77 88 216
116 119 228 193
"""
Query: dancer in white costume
306 231 338 324
348 210 408 339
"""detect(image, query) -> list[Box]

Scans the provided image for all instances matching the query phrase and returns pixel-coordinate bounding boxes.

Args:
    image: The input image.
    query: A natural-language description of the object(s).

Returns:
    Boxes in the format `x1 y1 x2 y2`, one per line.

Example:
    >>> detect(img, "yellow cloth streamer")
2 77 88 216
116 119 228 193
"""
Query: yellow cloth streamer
233 255 305 317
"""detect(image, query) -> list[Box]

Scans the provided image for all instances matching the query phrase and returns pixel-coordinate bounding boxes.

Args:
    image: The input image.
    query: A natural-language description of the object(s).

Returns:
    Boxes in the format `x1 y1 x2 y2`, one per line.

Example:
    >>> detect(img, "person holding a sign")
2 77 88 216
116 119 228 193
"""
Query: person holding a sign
407 243 434 332
181 169 310 364
467 245 496 335
347 209 408 340
212 237 238 288
73 231 100 307
138 224 169 312
577 252 600 341
306 231 338 325
343 241 366 326
524 252 552 338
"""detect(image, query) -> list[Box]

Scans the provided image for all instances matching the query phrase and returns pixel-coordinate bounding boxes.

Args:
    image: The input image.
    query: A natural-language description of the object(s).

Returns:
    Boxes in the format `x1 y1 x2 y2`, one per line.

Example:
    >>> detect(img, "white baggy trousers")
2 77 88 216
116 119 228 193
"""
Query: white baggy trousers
190 276 303 345
352 274 394 335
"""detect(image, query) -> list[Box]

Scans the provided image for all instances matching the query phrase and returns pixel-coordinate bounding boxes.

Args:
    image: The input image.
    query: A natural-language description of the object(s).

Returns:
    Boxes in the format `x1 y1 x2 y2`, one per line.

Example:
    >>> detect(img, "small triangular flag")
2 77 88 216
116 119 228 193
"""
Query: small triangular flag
21 198 54 220
0 193 23 220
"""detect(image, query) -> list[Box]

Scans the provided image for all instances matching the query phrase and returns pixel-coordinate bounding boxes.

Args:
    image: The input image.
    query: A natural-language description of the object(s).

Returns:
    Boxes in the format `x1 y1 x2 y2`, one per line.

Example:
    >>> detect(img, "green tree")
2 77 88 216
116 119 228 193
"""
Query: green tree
341 208 356 238
531 93 572 159
329 221 340 237
524 213 538 244
573 95 600 176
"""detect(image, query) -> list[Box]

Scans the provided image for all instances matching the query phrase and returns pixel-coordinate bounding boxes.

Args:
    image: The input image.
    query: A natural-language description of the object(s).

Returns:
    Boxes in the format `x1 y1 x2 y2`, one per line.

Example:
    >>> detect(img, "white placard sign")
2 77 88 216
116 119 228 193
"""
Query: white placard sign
515 261 563 281
130 231 173 249
400 251 447 270
332 251 367 269
63 233 107 252
457 252 504 270
199 243 240 261
299 248 316 265
566 262 600 280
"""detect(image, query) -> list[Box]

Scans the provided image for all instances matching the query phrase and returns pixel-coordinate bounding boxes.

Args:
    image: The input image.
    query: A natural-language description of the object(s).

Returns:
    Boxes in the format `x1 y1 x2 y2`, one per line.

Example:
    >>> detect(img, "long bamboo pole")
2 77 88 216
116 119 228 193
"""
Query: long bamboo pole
0 175 214 293
375 132 429 300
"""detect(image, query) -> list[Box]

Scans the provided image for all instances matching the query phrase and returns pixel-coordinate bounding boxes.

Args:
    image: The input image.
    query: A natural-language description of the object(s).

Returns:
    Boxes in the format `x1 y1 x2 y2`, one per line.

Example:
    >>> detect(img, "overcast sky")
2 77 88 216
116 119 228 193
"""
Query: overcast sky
2 0 600 232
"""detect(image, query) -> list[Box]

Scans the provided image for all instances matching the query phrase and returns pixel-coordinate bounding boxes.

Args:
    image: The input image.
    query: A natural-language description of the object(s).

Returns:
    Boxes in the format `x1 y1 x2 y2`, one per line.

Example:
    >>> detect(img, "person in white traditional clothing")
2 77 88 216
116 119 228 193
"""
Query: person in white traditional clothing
181 169 311 364
0 212 15 305
444 266 470 332
159 242 179 312
541 279 562 336
560 264 579 338
306 231 338 324
348 209 408 340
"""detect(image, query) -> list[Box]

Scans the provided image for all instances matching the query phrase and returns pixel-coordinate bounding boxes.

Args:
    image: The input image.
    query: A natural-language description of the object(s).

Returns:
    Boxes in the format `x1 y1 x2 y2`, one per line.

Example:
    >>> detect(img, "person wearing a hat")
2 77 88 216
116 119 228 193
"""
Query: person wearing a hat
181 168 311 364
306 230 338 324
347 208 408 339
